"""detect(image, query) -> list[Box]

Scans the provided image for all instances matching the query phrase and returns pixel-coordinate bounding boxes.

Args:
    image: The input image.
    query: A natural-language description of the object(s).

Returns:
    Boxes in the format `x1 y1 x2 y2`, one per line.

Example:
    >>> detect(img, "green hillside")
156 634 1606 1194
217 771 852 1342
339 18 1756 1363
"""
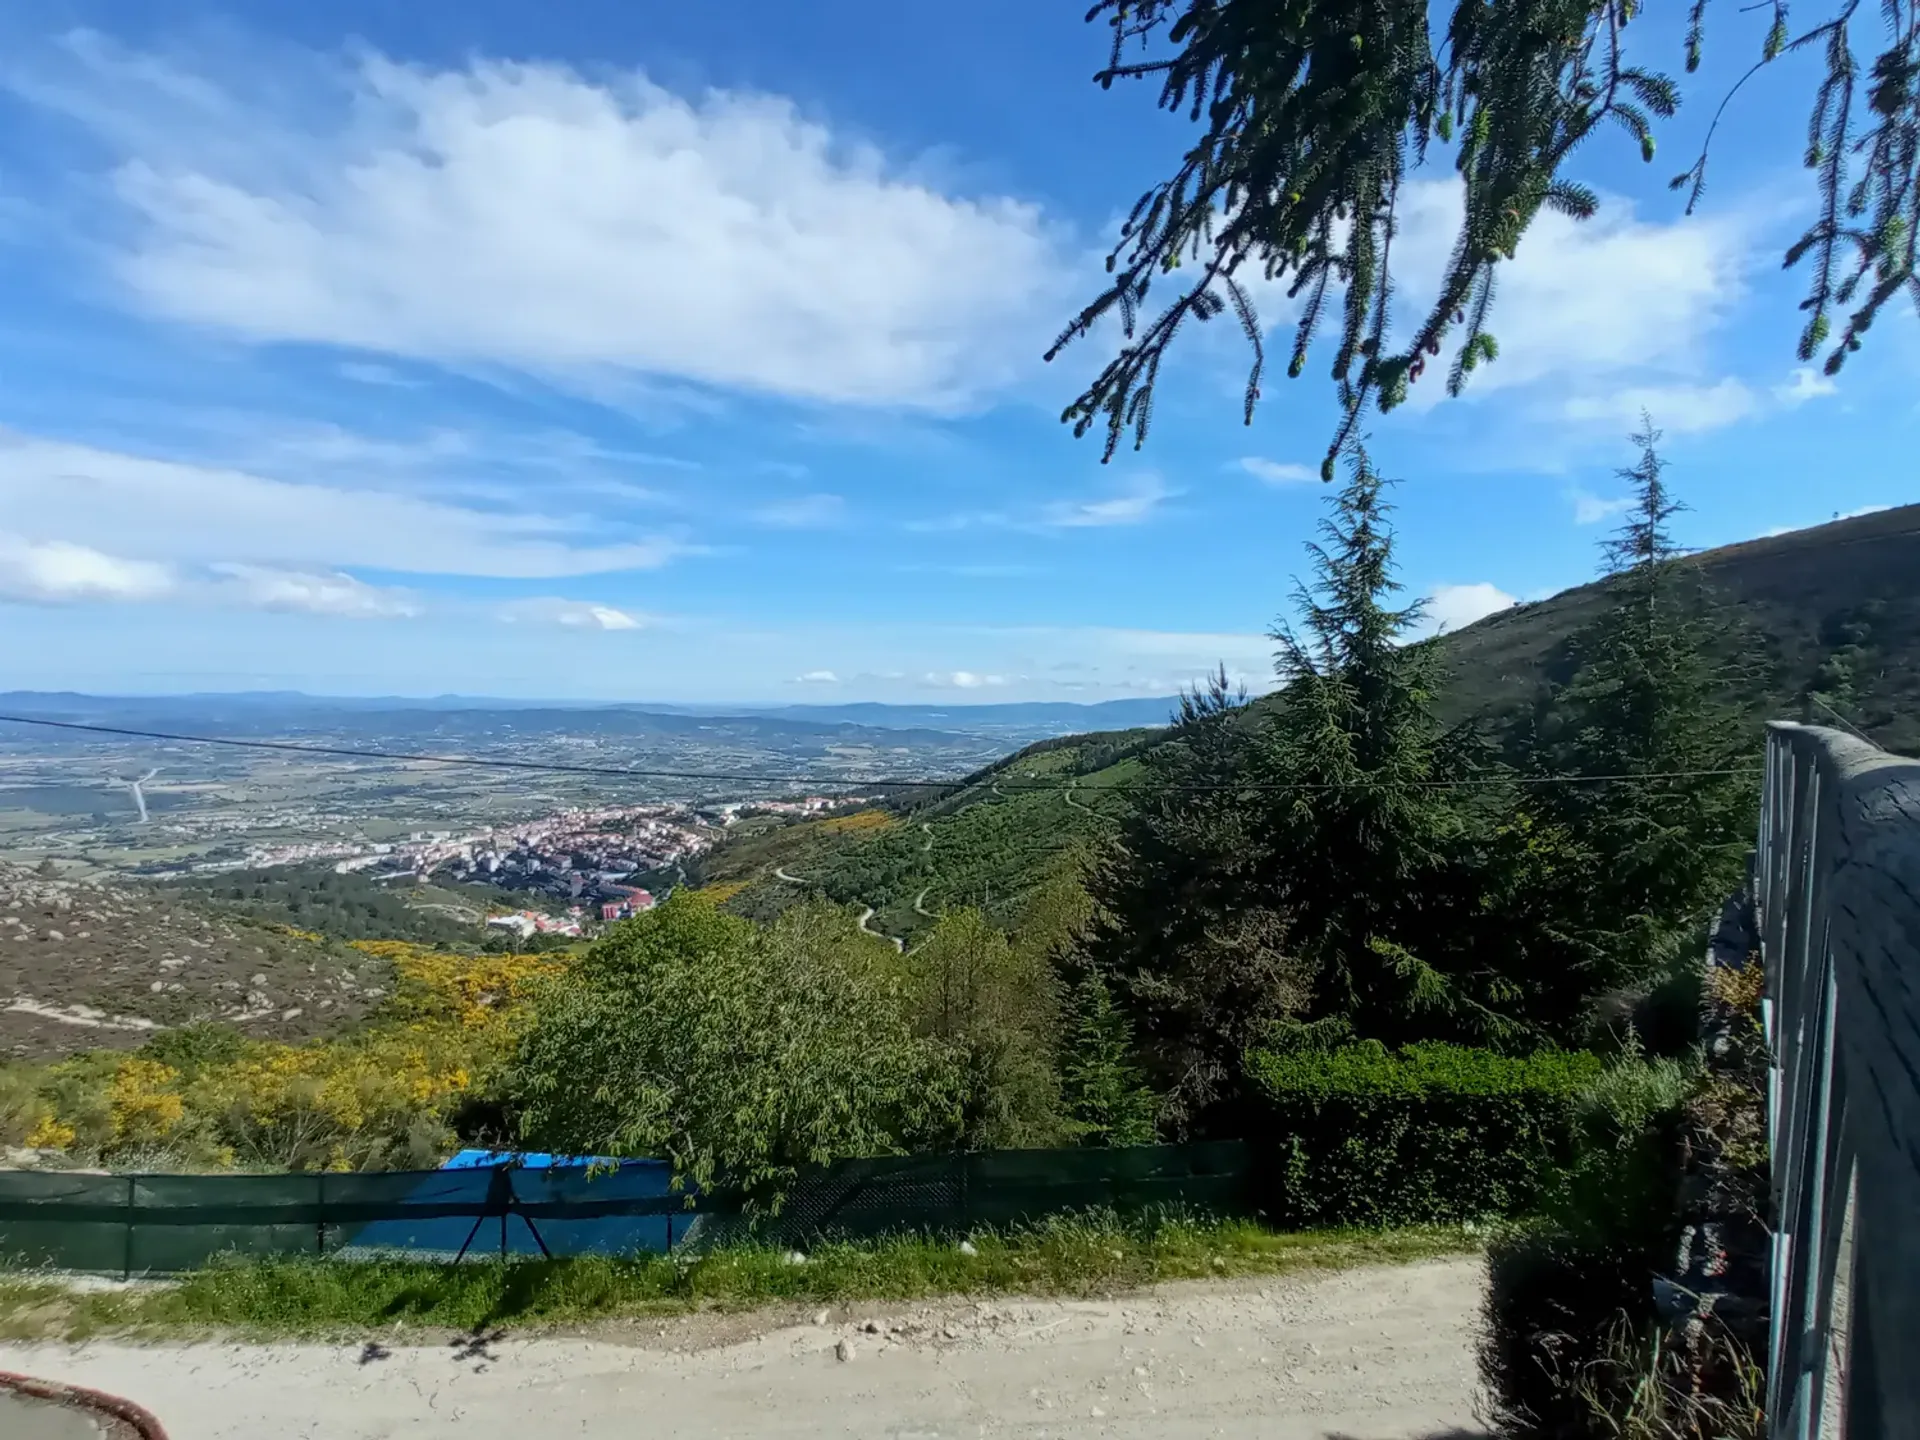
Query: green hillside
1426 503 1920 750
695 504 1920 939
694 729 1158 941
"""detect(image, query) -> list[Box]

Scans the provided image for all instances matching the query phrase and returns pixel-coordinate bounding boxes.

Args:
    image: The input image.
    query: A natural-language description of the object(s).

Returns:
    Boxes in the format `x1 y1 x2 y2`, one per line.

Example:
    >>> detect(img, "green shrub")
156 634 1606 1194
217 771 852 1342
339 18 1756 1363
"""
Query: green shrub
1478 1054 1695 1440
509 892 963 1204
1242 1042 1606 1226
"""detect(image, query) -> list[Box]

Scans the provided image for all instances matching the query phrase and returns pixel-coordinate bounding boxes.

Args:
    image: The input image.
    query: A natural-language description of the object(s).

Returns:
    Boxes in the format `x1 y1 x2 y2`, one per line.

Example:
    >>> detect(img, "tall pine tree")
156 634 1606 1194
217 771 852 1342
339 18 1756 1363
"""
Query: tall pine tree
1533 419 1754 989
1078 665 1308 1132
1254 448 1508 1046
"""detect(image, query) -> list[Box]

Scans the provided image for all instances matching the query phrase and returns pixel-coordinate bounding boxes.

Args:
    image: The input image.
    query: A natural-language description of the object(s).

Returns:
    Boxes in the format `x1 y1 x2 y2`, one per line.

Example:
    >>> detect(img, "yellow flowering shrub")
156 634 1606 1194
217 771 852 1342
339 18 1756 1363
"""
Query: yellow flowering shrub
698 881 749 905
1 941 564 1173
106 1058 186 1145
186 1030 479 1171
360 941 566 1036
24 1114 77 1150
817 809 896 834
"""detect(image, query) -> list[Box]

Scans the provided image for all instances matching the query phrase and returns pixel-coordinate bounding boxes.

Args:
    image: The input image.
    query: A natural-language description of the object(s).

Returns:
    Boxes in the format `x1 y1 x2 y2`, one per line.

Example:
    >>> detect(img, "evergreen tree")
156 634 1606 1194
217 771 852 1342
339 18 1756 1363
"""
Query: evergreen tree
1050 0 1919 471
1078 665 1308 1132
1058 974 1162 1147
1533 420 1754 987
1255 448 1501 1045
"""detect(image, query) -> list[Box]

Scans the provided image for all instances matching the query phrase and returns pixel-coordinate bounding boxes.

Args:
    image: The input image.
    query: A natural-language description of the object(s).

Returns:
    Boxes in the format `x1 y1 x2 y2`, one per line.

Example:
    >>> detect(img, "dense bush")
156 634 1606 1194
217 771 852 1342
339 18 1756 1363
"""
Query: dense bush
1242 1042 1607 1226
0 945 561 1172
509 892 963 1203
905 906 1065 1149
1478 1054 1697 1440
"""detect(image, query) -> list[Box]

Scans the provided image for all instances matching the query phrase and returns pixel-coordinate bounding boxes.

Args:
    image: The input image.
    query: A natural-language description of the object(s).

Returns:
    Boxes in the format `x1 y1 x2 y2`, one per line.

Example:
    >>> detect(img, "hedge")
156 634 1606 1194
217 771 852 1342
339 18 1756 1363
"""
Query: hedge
1242 1042 1606 1227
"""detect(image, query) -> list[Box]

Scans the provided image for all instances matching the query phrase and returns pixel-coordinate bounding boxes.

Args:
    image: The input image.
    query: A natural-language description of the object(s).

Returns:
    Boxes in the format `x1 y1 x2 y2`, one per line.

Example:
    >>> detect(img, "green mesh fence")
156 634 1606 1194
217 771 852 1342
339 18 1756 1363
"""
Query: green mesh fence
0 1141 1257 1277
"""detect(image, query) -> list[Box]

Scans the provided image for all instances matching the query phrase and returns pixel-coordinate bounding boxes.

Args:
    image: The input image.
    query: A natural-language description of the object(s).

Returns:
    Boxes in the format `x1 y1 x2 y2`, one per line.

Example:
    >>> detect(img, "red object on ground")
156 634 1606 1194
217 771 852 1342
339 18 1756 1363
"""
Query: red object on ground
0 1370 170 1440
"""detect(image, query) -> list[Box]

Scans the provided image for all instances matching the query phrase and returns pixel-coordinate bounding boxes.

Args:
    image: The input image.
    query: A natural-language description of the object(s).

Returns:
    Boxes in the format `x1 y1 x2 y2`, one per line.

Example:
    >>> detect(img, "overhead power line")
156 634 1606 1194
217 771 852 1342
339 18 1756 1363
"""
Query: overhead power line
0 711 1763 797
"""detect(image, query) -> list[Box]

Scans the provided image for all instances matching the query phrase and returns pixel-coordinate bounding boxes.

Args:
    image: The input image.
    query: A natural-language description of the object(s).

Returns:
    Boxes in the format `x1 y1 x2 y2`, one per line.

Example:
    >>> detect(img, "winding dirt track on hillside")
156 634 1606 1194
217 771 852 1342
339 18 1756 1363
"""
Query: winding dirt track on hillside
0 1258 1488 1440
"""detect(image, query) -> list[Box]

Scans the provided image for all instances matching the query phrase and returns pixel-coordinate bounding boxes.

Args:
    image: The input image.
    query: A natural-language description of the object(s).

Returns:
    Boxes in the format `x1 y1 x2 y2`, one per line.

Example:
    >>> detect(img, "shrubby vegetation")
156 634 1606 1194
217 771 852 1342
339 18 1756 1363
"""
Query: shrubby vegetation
1245 1042 1608 1227
2 423 1759 1436
511 894 960 1201
1 941 561 1172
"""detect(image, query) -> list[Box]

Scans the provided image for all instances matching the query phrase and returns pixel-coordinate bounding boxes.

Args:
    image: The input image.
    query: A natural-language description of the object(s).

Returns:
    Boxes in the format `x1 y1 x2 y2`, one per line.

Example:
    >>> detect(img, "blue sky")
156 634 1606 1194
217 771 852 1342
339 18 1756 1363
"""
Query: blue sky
0 0 1910 703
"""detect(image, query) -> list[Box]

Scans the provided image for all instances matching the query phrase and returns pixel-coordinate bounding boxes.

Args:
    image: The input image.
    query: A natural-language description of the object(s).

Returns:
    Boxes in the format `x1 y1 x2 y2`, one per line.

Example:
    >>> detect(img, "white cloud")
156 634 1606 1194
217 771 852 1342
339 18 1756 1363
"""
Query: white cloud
0 431 684 578
1775 367 1837 406
1237 457 1318 486
1562 379 1760 435
1418 582 1518 637
923 670 1008 689
906 475 1177 534
750 493 846 529
496 598 647 630
0 535 176 603
36 42 1066 411
209 563 422 618
1567 488 1635 526
793 669 840 684
1392 181 1750 402
1039 475 1177 529
337 360 420 388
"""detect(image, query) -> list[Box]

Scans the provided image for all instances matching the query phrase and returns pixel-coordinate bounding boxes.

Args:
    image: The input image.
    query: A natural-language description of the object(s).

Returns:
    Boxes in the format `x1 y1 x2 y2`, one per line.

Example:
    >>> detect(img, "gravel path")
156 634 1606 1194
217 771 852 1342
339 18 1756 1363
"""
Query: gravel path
0 1258 1487 1439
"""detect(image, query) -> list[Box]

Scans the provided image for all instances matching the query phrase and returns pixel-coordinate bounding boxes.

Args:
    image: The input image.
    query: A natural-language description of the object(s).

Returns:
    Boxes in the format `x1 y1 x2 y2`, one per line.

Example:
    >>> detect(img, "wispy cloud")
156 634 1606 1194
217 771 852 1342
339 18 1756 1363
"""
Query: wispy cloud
495 598 648 630
209 564 424 619
910 475 1177 534
749 493 846 529
1774 367 1837 406
1039 474 1177 528
1236 457 1317 486
1562 378 1760 435
792 669 839 684
0 430 689 579
892 562 1040 579
922 670 1008 689
338 360 422 388
21 36 1070 411
1566 487 1635 525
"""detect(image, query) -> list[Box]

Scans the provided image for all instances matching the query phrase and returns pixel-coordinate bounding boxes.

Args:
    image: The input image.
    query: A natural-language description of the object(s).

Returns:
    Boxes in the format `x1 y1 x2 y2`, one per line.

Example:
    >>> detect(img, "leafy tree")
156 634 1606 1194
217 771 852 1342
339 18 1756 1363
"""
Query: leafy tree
1058 974 1162 1146
905 906 1065 1149
1051 0 1920 470
510 892 958 1202
1077 666 1309 1132
1531 421 1754 988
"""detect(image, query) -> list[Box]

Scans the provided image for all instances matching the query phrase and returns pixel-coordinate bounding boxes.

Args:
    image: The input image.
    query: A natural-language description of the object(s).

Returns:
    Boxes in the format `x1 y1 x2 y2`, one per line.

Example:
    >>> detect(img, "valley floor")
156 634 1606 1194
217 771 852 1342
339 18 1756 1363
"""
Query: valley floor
0 1258 1485 1439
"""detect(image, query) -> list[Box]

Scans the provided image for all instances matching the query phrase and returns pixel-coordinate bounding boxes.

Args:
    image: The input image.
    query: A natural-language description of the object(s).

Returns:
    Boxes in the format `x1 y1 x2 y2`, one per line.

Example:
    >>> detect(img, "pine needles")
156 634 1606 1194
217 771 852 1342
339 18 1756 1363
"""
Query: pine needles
1053 0 1917 469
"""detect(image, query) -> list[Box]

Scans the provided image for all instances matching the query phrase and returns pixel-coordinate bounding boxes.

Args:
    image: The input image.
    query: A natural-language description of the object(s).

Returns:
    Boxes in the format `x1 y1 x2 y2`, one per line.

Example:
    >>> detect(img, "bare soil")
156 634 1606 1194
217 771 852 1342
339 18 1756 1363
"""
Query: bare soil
0 865 386 1062
0 1258 1489 1439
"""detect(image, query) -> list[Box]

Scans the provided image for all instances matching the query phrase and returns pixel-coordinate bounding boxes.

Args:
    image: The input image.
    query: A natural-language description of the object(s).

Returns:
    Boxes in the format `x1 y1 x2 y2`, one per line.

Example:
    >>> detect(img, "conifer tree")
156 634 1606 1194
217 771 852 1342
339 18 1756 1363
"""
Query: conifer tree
1058 974 1162 1147
1077 665 1307 1131
1534 420 1753 984
1255 448 1500 1045
1051 0 1920 471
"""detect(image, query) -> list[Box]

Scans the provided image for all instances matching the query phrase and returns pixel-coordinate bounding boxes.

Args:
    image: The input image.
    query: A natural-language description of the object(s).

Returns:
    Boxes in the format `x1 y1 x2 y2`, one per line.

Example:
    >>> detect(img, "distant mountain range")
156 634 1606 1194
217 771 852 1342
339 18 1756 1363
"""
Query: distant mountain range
0 691 1185 753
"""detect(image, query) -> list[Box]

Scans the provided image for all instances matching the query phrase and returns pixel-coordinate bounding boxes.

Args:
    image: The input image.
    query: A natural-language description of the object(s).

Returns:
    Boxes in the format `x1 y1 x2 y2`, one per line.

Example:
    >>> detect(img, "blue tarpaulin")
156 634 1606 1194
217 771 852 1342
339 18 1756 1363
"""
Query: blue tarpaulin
336 1150 686 1259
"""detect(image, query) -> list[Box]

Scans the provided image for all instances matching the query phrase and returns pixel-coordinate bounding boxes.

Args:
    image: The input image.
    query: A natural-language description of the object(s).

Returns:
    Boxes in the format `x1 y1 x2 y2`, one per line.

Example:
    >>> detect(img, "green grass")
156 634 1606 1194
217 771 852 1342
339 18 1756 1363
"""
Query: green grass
0 1212 1480 1342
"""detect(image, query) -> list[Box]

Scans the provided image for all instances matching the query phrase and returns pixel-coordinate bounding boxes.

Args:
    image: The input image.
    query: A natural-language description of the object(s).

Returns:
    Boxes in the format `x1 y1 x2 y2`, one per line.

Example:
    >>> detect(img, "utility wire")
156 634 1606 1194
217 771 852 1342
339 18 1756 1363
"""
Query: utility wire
0 711 1762 796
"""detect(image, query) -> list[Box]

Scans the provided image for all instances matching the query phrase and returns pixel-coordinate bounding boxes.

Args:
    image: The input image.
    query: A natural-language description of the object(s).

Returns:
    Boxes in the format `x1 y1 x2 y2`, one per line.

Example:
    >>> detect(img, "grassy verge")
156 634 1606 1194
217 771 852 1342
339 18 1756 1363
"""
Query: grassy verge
0 1212 1482 1342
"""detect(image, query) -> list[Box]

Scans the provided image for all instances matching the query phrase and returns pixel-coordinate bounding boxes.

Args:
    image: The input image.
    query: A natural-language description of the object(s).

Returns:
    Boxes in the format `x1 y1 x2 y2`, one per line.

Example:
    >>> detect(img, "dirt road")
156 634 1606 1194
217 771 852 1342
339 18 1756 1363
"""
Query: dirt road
0 1258 1487 1440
